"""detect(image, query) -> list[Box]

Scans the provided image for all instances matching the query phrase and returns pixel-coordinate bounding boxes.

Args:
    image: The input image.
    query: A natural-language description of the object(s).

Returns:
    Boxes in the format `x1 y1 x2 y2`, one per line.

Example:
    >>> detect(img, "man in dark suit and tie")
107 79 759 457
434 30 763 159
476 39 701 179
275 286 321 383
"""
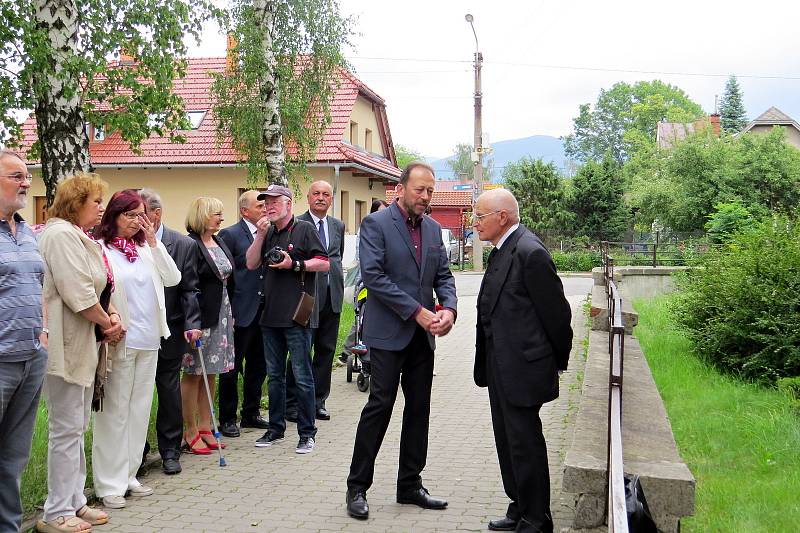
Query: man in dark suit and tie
346 162 457 520
473 189 573 533
217 190 270 437
140 189 203 475
286 181 345 420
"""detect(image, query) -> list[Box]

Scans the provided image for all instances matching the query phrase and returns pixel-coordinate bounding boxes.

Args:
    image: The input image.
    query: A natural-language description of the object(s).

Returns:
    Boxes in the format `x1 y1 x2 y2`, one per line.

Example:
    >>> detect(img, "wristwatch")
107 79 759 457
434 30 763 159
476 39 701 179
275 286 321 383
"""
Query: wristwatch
293 260 303 272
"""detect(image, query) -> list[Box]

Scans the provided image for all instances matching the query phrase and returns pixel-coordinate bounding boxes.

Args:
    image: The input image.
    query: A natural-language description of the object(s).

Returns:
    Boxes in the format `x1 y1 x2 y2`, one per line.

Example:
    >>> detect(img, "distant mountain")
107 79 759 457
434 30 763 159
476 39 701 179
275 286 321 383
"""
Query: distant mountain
428 135 571 182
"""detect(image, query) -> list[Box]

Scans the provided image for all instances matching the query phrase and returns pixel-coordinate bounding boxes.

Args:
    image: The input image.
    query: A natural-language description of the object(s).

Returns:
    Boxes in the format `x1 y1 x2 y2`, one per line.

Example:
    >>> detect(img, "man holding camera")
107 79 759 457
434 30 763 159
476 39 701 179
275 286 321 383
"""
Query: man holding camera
245 184 329 455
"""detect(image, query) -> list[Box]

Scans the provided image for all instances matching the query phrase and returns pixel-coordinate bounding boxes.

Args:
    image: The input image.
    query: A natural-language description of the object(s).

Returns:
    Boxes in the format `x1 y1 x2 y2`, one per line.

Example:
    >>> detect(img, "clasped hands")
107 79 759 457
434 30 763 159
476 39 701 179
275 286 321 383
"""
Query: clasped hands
102 313 126 345
415 307 455 337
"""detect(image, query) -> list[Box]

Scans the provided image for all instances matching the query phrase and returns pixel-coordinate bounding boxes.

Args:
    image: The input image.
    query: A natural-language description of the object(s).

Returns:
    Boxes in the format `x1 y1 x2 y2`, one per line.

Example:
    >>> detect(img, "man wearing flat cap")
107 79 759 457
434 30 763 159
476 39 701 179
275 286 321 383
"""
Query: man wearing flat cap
245 184 329 455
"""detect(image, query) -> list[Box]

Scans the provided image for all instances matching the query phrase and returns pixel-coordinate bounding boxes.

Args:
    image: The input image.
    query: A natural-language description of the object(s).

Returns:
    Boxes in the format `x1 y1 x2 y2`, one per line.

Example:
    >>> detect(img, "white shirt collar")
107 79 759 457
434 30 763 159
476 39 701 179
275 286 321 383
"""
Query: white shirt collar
155 223 164 242
495 223 520 250
243 218 258 235
309 212 327 226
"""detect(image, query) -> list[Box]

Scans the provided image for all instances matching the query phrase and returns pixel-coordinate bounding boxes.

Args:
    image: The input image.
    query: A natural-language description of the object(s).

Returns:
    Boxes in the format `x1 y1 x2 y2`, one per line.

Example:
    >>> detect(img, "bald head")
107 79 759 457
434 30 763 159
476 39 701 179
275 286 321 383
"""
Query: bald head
473 189 520 245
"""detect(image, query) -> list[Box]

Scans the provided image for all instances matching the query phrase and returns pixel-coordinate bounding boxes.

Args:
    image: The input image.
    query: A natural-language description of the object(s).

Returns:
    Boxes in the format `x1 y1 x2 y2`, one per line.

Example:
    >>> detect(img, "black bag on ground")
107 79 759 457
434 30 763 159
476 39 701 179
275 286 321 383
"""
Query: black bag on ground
624 474 658 533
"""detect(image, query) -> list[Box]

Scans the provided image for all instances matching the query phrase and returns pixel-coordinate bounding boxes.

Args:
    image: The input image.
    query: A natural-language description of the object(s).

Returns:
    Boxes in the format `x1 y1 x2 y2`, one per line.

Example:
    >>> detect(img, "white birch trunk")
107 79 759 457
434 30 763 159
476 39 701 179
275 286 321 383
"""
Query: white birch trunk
253 0 287 186
32 0 90 202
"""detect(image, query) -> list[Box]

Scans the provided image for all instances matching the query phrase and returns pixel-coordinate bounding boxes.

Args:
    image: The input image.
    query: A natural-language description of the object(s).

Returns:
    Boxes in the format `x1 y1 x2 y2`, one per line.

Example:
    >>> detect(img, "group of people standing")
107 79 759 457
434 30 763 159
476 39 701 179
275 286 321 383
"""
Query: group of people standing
0 147 350 533
1 148 573 533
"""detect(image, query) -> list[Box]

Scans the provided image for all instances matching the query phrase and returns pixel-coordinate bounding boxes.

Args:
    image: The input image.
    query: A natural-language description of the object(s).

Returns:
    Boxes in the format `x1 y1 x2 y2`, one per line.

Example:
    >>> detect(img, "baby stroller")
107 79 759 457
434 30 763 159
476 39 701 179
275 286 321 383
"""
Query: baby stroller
346 281 371 392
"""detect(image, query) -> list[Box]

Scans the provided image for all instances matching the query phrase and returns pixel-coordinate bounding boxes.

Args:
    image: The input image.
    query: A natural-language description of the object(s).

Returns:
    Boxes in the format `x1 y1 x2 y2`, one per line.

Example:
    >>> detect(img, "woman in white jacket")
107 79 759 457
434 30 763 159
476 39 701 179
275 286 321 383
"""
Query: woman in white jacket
91 189 181 510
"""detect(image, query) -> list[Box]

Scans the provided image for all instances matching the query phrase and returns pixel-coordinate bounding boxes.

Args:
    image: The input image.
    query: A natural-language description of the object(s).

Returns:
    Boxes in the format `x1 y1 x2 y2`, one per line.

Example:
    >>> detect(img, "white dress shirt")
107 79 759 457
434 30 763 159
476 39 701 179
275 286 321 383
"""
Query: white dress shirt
309 212 329 250
495 223 520 250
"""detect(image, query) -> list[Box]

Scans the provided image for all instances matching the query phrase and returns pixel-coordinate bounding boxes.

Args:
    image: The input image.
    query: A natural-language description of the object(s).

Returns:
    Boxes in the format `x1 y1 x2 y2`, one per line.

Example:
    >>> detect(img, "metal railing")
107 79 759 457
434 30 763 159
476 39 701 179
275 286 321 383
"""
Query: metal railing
602 247 629 532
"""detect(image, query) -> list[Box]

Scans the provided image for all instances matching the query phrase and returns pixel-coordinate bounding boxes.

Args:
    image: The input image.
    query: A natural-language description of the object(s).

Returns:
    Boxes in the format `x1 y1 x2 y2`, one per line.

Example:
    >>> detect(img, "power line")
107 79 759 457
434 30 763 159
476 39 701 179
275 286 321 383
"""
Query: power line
350 56 800 81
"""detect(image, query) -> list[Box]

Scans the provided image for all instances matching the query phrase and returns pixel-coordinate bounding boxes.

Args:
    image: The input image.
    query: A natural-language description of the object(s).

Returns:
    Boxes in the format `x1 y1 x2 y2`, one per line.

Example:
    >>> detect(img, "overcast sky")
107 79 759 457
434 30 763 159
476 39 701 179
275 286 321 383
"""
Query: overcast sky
193 0 800 159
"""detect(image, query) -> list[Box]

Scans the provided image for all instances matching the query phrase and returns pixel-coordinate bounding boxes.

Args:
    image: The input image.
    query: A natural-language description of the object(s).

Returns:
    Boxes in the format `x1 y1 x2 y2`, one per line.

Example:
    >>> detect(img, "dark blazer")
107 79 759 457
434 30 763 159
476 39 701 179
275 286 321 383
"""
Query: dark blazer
161 225 202 333
474 225 573 407
188 232 236 329
297 211 345 313
359 202 457 351
219 219 263 327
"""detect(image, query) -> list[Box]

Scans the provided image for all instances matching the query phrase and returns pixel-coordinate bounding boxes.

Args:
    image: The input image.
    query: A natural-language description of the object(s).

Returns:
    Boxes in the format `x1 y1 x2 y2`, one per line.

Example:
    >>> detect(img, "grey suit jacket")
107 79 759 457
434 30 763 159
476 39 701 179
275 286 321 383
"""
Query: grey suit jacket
298 211 345 314
359 202 457 351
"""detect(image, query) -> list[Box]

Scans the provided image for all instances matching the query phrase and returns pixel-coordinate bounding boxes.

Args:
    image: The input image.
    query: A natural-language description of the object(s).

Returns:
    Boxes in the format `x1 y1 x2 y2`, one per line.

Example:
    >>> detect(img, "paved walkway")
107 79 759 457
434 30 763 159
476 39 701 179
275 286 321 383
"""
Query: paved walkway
97 273 590 533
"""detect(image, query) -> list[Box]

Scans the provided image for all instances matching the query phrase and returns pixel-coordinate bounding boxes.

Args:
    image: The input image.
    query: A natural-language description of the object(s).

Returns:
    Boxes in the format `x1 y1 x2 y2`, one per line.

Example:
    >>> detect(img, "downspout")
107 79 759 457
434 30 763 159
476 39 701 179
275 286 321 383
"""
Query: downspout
332 164 341 218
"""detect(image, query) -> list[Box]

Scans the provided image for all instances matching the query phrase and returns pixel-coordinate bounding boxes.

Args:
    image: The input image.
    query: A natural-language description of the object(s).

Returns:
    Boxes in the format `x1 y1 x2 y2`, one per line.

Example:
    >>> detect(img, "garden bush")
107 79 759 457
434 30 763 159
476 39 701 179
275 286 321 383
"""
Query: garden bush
670 217 800 383
551 250 602 271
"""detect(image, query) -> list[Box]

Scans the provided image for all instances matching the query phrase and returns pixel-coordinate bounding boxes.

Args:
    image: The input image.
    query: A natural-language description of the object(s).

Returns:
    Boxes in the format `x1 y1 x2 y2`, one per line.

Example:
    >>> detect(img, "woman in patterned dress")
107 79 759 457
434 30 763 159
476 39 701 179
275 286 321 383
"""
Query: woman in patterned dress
181 197 235 454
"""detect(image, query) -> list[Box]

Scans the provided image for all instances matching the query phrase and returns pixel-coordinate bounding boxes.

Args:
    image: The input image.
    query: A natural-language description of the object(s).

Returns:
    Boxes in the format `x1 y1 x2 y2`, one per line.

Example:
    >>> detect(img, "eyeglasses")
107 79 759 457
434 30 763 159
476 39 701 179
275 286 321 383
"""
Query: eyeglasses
469 210 502 224
0 173 33 184
122 211 144 220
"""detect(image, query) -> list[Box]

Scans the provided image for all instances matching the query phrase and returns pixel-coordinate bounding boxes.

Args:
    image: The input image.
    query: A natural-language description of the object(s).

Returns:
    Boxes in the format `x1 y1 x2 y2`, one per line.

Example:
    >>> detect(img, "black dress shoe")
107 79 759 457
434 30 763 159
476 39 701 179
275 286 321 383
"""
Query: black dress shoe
396 487 448 509
515 516 553 533
488 516 518 531
315 407 330 420
162 456 182 475
240 415 269 429
346 490 369 519
219 420 241 438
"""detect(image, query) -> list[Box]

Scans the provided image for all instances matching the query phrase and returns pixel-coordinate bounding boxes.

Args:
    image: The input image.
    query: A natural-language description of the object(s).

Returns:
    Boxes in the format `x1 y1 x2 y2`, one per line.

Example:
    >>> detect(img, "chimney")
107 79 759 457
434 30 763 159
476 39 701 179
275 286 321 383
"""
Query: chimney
119 48 135 65
709 114 721 137
226 34 238 72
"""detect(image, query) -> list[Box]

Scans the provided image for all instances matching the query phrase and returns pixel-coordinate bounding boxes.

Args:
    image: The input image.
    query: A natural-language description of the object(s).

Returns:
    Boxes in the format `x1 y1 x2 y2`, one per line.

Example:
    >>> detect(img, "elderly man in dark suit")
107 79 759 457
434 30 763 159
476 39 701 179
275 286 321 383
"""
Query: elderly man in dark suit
346 162 457 520
140 189 203 475
217 190 270 437
473 188 573 533
286 180 345 421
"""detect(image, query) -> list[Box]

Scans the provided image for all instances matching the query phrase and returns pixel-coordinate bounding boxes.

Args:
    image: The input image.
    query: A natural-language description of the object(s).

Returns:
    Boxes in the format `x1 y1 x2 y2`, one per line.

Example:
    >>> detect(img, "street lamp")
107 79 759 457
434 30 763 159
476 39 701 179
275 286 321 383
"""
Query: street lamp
465 13 484 271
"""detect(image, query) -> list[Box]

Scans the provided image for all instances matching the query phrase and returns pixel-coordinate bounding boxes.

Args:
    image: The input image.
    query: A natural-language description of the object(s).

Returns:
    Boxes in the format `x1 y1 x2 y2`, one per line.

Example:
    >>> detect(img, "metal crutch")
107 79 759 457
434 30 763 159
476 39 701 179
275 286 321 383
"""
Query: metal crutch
195 339 227 467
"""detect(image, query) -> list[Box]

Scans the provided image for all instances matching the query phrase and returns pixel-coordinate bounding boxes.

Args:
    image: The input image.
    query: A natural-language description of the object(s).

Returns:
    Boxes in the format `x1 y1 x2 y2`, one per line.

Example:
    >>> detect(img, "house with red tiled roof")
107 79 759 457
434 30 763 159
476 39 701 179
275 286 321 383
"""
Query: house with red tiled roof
17 57 401 233
385 181 474 234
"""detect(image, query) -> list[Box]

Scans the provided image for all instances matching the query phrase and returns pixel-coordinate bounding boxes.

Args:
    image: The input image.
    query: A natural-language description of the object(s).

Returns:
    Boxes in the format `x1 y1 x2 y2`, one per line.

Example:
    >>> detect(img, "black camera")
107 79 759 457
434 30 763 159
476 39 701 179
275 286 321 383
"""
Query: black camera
265 246 286 265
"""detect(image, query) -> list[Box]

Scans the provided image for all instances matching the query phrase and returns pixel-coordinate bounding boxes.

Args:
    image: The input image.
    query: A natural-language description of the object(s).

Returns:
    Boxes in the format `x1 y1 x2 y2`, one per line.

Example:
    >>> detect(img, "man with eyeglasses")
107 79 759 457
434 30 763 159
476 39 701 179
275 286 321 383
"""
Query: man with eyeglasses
0 150 47 532
472 188 572 533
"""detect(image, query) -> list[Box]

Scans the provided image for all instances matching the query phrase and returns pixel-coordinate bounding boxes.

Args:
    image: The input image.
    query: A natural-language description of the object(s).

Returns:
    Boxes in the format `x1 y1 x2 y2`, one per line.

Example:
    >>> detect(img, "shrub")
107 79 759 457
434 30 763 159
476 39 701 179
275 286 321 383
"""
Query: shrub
551 250 602 271
671 217 800 383
705 201 755 243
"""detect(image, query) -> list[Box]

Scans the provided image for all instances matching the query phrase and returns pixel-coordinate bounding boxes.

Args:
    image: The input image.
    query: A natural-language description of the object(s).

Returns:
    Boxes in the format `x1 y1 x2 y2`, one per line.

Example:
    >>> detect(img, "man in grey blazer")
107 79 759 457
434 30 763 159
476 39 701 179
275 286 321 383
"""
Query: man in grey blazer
286 181 345 420
346 162 457 520
218 190 270 437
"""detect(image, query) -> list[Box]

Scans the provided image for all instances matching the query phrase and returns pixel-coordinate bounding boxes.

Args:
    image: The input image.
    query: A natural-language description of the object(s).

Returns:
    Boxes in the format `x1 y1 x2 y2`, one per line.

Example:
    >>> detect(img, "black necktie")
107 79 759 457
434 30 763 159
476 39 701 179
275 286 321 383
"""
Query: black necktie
318 219 327 250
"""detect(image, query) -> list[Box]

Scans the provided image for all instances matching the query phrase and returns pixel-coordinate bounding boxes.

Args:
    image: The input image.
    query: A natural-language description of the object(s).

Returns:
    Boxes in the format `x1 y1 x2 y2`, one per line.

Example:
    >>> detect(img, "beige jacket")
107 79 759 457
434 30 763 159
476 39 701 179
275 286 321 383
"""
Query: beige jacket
39 218 109 387
100 239 181 360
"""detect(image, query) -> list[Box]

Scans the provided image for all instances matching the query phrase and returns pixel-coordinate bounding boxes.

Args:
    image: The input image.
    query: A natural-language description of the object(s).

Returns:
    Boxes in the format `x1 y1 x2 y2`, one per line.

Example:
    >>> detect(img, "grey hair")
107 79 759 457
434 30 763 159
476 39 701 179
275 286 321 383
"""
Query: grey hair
0 150 24 165
238 189 260 210
138 188 162 211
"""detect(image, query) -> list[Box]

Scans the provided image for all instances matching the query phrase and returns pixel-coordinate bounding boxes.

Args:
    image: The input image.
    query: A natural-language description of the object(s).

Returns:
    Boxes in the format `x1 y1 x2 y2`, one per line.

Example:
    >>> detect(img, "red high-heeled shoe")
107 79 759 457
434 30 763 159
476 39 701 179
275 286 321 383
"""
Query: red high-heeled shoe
182 433 212 455
199 429 226 450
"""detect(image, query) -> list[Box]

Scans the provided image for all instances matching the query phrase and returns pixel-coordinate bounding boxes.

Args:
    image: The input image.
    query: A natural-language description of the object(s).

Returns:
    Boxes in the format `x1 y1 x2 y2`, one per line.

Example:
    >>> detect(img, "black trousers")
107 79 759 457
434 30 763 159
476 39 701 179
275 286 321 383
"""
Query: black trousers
155 331 188 460
286 287 341 410
487 352 552 529
219 315 267 423
347 326 434 493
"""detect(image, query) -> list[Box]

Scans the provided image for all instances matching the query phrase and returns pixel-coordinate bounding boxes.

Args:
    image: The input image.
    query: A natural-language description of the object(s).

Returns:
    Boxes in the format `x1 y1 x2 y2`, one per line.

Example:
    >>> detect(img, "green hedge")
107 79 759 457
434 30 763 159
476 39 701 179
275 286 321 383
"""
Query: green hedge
551 250 602 272
671 217 800 383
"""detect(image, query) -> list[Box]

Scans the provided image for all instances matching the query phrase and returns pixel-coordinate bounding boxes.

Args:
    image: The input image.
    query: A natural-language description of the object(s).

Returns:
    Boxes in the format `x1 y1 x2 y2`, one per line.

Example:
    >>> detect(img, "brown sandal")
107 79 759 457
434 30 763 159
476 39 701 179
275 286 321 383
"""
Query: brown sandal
36 515 92 533
77 505 109 525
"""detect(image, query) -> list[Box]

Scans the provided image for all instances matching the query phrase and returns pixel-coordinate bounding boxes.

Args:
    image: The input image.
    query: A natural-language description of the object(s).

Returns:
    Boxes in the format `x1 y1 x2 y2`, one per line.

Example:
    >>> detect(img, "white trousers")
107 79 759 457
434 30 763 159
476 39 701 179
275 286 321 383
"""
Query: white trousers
92 348 158 498
43 375 92 521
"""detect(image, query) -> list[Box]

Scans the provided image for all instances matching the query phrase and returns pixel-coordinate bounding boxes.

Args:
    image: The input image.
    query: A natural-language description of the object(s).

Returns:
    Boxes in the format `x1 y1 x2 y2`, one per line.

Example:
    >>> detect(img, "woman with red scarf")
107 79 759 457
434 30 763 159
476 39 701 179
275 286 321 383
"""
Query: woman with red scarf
91 190 181 510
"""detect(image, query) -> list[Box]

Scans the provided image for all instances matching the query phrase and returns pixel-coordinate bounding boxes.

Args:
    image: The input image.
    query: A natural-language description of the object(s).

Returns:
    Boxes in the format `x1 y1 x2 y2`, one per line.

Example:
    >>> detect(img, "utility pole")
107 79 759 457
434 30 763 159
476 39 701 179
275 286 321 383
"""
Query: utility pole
466 13 484 271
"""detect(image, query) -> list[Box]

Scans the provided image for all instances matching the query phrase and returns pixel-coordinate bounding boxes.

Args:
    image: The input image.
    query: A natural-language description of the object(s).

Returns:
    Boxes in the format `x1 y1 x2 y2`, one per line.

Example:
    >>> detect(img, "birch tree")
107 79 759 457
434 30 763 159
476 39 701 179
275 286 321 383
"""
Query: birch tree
0 0 216 202
211 0 352 186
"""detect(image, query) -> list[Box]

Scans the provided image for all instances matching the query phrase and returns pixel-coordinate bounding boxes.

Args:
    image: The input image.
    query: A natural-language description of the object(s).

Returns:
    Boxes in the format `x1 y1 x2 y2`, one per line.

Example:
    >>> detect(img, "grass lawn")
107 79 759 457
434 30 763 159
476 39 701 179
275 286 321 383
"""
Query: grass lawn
634 296 800 532
21 304 356 517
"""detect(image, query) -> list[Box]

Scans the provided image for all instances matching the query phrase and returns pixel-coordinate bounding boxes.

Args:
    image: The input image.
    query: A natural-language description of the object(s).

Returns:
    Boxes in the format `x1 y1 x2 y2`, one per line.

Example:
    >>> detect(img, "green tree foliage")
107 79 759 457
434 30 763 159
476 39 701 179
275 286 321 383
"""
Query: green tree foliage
671 217 800 382
719 75 748 134
502 157 569 232
628 127 800 231
0 0 216 201
394 144 423 169
705 201 755 243
563 80 704 164
445 142 493 181
567 156 629 240
211 0 352 186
